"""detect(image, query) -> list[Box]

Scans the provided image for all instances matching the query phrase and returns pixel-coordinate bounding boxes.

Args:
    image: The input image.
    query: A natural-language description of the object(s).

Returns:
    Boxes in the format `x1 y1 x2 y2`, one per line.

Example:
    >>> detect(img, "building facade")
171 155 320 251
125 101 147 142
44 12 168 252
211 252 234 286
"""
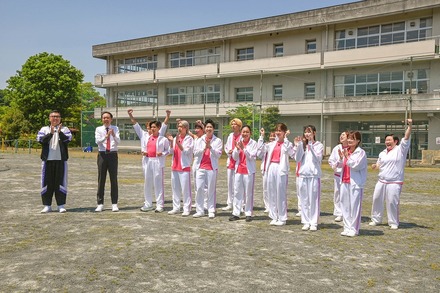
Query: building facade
92 0 440 158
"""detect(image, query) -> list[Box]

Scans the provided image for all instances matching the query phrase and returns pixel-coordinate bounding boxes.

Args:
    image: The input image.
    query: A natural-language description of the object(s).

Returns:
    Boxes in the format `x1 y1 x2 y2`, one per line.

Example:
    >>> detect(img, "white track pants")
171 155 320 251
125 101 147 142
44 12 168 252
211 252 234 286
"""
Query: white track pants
232 173 255 217
371 181 402 226
171 170 192 213
267 163 288 222
226 168 235 207
340 183 363 235
333 175 343 217
195 169 217 214
143 157 164 209
298 177 321 227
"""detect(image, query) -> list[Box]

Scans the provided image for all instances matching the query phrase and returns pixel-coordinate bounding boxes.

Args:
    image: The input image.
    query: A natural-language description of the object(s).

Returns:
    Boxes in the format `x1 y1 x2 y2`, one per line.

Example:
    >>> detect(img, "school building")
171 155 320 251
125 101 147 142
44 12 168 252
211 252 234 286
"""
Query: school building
92 0 440 159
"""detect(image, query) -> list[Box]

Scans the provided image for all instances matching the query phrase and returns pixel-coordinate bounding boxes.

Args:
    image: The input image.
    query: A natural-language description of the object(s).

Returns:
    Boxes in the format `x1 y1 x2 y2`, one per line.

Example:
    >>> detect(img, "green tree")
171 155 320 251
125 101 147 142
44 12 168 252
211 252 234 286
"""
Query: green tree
0 106 30 142
5 52 84 134
224 104 280 140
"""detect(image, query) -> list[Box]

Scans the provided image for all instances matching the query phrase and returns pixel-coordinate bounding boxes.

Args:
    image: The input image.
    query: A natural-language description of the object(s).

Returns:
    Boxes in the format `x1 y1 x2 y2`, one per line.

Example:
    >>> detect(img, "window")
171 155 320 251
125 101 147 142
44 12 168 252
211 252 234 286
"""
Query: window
236 48 254 61
305 83 316 99
166 84 221 105
274 44 283 57
306 40 317 53
169 47 220 68
116 55 157 73
334 69 429 97
117 89 157 106
273 85 283 101
236 87 253 102
335 17 432 50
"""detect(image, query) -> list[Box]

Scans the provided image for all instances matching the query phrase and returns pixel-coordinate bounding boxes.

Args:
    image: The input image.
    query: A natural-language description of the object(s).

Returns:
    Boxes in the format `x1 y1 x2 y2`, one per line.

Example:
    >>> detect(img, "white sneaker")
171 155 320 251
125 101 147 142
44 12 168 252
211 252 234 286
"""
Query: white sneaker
369 221 377 226
58 205 67 213
341 230 349 236
302 224 310 231
263 208 269 213
390 224 398 230
168 209 180 215
193 212 204 218
182 211 190 217
309 225 318 231
40 206 52 213
95 204 104 212
221 205 231 211
274 220 286 226
208 212 215 219
269 219 277 225
140 205 153 212
335 216 342 222
154 207 163 213
295 212 301 217
191 203 196 208
112 204 119 212
346 231 357 237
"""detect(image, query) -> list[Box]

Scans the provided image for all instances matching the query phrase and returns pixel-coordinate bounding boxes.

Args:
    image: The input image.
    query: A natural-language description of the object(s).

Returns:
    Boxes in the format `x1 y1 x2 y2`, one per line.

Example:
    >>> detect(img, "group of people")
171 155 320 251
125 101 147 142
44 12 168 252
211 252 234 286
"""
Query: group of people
37 109 413 237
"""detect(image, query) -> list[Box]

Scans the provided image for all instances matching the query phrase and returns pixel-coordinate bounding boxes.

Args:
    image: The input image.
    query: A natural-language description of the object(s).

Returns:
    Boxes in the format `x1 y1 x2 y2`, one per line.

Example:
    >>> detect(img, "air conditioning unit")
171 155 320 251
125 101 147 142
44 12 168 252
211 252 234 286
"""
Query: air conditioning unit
405 71 417 79
407 19 420 29
179 87 186 93
346 28 357 37
147 90 153 95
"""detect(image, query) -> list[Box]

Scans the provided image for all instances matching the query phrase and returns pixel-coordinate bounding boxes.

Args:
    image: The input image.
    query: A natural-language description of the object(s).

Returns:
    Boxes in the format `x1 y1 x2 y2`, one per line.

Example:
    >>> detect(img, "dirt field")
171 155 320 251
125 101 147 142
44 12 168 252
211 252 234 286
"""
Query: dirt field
0 149 439 292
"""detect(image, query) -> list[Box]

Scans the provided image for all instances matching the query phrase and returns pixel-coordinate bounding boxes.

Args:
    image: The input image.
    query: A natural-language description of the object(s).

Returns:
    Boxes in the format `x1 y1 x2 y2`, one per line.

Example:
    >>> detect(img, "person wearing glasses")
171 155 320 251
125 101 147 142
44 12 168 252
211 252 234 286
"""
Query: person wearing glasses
37 110 72 213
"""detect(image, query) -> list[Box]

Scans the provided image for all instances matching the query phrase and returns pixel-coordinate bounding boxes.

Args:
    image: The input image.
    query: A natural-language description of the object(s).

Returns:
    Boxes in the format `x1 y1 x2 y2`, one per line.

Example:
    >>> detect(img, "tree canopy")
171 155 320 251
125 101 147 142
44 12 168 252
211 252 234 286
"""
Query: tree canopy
5 52 84 133
223 104 281 140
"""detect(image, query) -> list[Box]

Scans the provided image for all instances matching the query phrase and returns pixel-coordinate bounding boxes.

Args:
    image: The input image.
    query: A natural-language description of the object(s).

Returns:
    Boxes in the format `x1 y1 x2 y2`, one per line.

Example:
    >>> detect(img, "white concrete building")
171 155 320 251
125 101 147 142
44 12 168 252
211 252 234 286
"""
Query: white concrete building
92 0 440 159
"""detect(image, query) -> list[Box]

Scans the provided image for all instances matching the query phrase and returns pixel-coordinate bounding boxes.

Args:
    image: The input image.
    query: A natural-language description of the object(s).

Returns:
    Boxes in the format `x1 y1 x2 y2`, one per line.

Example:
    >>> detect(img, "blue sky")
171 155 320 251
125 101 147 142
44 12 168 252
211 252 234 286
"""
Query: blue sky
0 0 357 90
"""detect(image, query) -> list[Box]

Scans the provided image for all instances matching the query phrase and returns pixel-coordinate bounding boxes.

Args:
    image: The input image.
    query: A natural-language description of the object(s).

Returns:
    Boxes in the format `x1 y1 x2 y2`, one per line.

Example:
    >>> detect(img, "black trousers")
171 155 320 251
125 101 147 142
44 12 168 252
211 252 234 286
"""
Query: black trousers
41 160 67 206
97 152 118 205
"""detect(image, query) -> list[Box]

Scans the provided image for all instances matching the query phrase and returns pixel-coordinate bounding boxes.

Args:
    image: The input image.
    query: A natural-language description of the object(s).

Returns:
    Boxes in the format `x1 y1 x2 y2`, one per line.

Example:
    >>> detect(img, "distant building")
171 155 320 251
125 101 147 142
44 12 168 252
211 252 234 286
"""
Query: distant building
92 0 440 158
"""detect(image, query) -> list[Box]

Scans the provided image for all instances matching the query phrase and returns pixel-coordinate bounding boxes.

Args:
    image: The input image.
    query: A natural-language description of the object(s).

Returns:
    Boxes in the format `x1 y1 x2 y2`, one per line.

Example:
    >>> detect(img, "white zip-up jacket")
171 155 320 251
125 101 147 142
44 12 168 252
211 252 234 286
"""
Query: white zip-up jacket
338 146 368 188
193 134 223 170
260 138 294 176
231 138 258 174
133 123 169 167
168 134 194 169
294 141 323 178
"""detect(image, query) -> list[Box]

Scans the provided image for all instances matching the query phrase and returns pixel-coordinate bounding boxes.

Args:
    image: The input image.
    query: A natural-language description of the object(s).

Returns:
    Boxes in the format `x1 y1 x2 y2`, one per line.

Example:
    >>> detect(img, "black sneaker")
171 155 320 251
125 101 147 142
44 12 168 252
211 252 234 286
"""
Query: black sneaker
229 215 240 221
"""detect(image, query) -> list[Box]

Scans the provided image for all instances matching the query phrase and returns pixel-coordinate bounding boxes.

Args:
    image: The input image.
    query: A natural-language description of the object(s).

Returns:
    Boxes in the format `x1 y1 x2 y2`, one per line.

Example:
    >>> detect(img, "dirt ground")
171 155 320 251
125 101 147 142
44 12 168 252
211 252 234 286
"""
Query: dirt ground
0 149 439 292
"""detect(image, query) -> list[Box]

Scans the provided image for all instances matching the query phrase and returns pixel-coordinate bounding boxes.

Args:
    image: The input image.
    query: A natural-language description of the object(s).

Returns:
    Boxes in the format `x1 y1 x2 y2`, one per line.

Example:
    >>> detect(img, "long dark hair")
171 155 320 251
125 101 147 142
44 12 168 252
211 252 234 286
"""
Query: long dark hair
302 125 316 150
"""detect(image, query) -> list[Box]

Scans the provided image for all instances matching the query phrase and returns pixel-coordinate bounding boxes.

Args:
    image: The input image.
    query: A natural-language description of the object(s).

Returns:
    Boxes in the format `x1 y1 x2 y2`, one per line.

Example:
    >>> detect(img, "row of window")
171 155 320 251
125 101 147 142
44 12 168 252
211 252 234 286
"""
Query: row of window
335 17 432 50
115 69 429 106
113 17 431 74
334 69 429 97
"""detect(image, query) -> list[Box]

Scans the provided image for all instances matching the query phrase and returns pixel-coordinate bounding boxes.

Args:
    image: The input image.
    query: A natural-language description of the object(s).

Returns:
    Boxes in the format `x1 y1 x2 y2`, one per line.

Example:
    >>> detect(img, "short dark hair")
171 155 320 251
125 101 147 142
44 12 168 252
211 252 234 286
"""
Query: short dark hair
241 125 252 133
149 120 162 128
101 111 113 119
50 110 61 116
384 133 400 145
205 119 215 129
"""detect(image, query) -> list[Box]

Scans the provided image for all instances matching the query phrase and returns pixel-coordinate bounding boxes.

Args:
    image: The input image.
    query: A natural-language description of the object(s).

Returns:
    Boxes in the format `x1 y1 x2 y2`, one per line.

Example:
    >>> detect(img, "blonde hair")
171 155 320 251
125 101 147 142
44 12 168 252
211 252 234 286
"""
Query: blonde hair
230 118 243 128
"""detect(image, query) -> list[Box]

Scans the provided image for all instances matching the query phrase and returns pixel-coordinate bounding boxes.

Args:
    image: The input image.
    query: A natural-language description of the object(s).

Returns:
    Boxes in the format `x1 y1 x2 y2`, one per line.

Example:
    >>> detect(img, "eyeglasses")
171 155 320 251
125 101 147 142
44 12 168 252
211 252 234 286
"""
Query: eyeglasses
50 115 61 118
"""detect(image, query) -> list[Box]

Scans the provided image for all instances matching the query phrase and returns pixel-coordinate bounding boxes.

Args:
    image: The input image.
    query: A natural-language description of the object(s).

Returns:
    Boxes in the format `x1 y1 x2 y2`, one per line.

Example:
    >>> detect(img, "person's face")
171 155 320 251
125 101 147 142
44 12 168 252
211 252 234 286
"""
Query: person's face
178 123 187 135
195 127 203 137
101 113 112 126
49 112 61 126
340 132 348 144
150 124 159 135
385 136 397 151
231 121 240 133
241 127 251 140
269 133 276 142
205 123 214 136
304 129 314 140
347 135 359 149
275 128 285 139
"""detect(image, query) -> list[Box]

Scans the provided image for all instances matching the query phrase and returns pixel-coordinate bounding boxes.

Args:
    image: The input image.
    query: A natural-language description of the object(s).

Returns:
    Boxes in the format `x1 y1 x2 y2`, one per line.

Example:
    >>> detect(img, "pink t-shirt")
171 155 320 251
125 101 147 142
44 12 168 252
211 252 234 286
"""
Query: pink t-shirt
147 135 158 157
172 135 190 172
236 140 249 174
228 133 241 169
270 141 283 163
